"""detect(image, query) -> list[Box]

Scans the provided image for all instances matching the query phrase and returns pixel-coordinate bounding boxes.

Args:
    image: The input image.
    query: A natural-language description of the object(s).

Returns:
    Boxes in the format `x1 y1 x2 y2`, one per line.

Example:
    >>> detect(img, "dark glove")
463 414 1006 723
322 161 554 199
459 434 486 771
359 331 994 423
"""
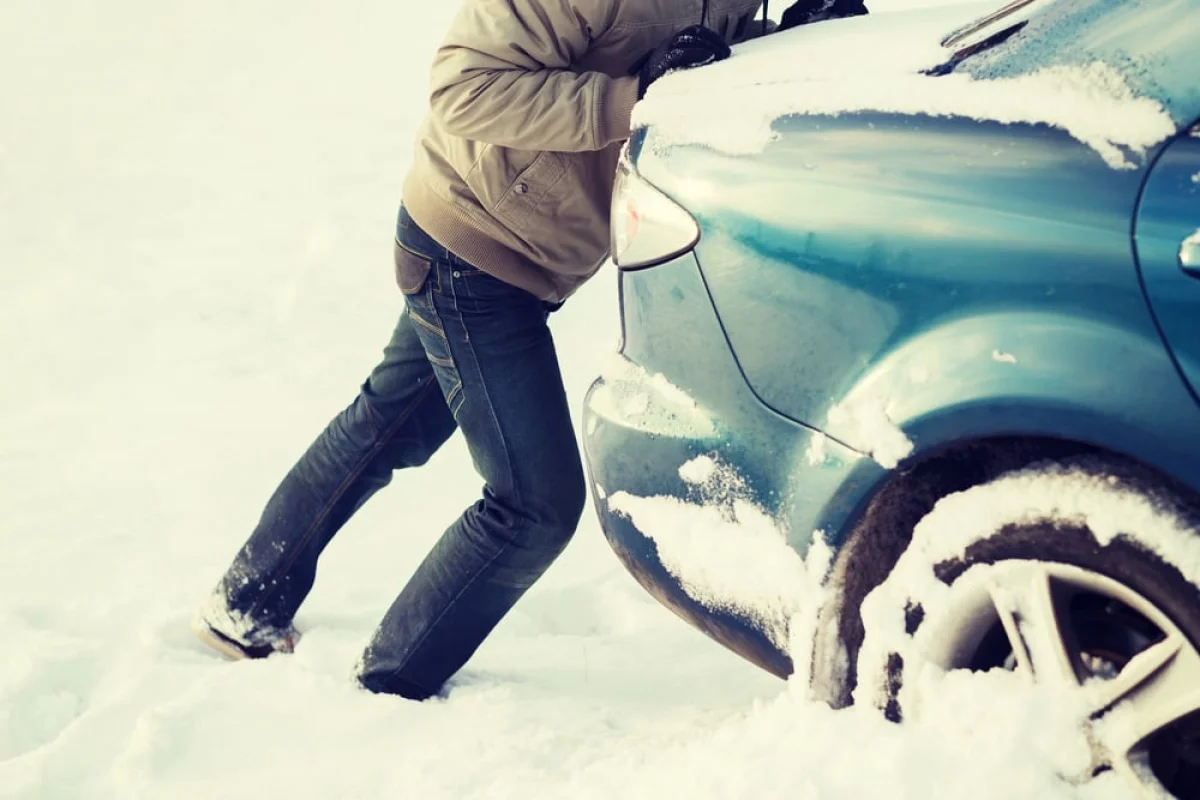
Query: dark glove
779 0 868 31
634 25 732 100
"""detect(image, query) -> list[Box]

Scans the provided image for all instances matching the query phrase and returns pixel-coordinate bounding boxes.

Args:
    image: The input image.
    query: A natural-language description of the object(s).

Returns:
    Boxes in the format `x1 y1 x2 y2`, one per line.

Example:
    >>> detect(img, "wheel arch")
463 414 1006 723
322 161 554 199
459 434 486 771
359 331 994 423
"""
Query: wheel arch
815 311 1200 491
808 433 1200 709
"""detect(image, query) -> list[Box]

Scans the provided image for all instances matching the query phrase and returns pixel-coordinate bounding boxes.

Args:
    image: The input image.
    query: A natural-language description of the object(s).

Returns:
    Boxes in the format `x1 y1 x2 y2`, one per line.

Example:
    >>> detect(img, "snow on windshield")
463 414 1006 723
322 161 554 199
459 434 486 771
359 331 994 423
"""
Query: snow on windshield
962 0 1200 124
634 2 1177 169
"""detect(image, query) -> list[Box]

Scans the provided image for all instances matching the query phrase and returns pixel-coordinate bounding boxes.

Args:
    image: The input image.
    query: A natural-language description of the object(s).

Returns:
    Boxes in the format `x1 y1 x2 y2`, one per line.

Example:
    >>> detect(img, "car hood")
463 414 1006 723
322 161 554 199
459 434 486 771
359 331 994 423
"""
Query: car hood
632 0 1176 169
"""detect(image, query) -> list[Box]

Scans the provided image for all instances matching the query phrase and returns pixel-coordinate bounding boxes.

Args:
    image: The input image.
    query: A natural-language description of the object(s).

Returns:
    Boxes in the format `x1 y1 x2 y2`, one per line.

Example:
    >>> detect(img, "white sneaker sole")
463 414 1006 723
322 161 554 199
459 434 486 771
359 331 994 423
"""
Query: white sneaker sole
192 618 254 660
191 612 299 660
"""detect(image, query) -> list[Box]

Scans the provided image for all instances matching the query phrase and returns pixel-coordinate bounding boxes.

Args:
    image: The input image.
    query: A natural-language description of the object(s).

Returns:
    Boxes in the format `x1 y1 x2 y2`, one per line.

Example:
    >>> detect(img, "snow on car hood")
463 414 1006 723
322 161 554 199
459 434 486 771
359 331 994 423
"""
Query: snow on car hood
633 2 1176 169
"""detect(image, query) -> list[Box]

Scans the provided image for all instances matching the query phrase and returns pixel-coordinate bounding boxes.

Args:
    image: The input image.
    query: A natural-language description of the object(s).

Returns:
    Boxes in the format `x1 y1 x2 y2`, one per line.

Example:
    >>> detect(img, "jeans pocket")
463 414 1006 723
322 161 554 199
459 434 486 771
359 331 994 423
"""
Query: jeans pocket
404 300 466 420
394 242 433 295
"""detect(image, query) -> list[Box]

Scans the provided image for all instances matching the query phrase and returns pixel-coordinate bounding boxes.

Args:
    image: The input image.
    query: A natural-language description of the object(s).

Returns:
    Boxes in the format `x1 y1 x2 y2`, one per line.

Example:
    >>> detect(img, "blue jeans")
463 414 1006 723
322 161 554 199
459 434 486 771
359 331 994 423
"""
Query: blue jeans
213 207 586 699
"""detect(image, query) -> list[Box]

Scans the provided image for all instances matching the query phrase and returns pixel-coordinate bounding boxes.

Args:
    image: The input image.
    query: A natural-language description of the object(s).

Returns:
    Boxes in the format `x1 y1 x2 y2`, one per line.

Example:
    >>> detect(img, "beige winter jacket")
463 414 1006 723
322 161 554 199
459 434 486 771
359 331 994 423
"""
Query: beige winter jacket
402 0 765 302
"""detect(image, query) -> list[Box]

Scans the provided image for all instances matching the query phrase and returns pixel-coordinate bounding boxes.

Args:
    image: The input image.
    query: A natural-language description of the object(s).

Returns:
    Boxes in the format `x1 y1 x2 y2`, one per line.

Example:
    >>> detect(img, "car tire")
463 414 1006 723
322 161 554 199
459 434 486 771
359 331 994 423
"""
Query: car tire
855 458 1200 799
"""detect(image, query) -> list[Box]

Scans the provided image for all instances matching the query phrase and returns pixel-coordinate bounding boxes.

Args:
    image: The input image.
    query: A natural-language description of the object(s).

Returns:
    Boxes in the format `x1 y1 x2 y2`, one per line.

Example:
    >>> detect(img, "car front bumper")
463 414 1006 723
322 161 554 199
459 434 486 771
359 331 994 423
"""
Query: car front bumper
582 251 872 679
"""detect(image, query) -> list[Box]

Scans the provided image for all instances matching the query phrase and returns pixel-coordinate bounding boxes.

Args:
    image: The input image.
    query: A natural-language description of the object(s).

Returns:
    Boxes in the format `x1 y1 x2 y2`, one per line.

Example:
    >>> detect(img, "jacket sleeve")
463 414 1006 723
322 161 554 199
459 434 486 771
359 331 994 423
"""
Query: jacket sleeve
428 0 640 153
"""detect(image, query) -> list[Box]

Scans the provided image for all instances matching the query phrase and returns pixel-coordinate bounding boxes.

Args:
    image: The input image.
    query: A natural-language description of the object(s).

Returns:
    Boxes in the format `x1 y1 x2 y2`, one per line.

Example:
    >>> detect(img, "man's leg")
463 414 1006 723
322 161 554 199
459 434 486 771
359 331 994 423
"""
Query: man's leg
356 256 586 699
200 308 458 650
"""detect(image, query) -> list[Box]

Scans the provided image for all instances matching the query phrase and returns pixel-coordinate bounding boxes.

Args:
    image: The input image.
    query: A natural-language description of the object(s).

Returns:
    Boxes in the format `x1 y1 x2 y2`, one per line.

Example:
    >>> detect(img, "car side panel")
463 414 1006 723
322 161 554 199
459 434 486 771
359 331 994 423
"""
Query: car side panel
638 113 1200 492
812 308 1200 495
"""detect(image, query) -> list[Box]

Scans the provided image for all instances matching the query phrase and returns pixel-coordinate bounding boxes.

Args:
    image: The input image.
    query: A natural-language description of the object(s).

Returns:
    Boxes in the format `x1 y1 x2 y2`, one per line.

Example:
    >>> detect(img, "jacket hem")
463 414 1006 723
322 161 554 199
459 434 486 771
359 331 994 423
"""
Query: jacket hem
402 176 586 303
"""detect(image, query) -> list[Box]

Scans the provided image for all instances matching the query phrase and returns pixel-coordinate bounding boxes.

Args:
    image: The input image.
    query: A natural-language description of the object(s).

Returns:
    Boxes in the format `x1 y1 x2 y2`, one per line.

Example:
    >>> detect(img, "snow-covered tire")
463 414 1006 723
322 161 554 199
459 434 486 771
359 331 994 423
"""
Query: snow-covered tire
856 459 1200 799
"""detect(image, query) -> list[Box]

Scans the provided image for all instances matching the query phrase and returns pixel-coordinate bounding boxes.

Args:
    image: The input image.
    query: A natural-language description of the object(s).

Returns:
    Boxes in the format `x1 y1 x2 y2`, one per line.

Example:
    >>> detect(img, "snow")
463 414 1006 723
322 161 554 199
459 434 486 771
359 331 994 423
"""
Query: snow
1182 227 1200 266
992 349 1019 364
827 395 915 469
607 460 1132 799
857 459 1200 712
804 431 829 466
0 0 1159 798
892 461 1200 576
588 354 718 439
609 457 830 657
636 2 1176 169
608 492 802 651
677 453 720 485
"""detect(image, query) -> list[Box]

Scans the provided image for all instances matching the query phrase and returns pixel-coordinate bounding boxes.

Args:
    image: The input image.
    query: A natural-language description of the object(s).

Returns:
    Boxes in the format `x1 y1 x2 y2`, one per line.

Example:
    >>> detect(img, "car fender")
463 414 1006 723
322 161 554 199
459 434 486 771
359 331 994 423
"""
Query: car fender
819 309 1200 493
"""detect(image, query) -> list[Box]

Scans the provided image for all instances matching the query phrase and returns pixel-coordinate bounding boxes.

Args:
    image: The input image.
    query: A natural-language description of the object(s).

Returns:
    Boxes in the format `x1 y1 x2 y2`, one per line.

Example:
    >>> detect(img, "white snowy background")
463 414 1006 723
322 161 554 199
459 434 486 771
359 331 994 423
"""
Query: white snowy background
0 0 1136 797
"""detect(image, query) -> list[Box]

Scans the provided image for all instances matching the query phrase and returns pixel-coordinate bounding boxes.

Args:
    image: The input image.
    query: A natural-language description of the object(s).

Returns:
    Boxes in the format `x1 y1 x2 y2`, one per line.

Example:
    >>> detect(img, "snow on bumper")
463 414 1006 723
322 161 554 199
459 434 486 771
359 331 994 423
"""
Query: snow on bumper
585 354 718 443
583 366 811 679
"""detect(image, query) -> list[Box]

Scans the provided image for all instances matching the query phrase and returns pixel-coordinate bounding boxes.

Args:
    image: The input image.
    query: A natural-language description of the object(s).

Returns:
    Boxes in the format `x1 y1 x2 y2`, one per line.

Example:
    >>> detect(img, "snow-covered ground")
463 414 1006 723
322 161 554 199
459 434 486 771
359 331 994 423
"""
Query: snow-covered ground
0 1 1135 797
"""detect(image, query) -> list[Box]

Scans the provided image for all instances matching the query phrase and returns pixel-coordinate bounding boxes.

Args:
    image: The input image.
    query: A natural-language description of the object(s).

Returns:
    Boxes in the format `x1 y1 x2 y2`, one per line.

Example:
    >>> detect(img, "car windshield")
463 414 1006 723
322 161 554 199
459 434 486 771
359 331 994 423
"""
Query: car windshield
958 0 1200 127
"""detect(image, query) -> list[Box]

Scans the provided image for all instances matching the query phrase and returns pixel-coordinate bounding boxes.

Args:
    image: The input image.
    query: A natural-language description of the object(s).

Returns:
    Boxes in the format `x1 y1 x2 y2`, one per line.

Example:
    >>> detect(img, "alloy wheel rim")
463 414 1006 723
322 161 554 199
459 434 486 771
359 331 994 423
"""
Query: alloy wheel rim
916 560 1200 798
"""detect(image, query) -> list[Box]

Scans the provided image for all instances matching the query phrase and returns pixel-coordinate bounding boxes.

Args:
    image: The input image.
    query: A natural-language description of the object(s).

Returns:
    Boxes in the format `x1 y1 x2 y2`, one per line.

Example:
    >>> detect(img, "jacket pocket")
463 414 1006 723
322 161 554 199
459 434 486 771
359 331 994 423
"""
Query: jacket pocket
491 150 569 230
394 242 433 295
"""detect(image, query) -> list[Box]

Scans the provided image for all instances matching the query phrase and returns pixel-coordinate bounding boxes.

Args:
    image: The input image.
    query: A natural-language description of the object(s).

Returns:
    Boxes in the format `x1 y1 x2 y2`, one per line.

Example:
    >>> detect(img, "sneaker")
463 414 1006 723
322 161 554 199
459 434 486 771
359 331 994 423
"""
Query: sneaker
191 597 299 661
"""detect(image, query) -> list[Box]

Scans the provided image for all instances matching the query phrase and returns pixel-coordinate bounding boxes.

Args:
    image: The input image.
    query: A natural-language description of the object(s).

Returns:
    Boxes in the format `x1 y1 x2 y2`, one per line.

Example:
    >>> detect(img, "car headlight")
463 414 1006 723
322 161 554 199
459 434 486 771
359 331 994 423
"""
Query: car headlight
610 148 701 270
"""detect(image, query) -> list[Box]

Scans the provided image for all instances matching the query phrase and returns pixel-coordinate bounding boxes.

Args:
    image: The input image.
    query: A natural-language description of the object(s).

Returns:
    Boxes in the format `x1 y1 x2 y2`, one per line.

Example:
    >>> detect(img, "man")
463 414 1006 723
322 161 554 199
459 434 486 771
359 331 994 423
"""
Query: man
194 0 863 700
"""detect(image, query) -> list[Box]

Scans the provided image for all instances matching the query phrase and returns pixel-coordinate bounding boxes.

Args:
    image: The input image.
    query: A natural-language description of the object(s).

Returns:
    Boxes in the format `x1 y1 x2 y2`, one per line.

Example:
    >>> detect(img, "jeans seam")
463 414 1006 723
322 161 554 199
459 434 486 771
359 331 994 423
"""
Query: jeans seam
449 270 517 504
244 377 442 621
379 268 521 683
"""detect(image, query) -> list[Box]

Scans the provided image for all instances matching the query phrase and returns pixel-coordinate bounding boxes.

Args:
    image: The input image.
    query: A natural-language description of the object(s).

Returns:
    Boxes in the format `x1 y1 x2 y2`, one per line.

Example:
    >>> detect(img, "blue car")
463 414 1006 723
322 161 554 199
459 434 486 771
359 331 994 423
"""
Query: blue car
582 0 1200 795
